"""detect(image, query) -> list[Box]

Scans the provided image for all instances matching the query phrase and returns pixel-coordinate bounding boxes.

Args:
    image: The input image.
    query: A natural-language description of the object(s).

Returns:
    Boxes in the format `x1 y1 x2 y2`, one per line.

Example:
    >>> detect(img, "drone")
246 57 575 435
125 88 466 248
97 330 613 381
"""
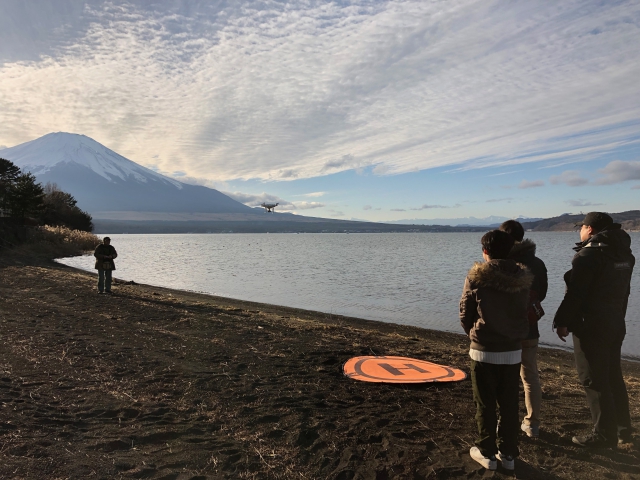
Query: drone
261 202 279 212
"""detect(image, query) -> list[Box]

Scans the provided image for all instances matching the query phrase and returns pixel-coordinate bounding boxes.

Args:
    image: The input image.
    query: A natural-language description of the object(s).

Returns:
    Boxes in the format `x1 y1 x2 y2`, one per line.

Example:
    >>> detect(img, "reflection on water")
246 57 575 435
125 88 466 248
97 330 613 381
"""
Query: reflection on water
57 232 640 358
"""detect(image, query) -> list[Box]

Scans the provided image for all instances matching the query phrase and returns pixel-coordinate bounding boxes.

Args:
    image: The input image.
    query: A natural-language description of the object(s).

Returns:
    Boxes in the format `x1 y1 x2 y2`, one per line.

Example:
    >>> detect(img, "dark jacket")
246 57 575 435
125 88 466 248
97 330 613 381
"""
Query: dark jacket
553 225 634 339
508 239 548 340
460 259 533 352
94 244 117 270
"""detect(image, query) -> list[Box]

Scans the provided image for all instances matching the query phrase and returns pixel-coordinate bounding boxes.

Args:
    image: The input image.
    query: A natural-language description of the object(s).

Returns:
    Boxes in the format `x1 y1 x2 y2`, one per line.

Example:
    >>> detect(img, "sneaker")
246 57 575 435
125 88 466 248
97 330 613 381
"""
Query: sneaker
470 447 497 470
97 291 104 294
521 422 539 438
618 428 633 445
496 452 515 470
572 432 617 448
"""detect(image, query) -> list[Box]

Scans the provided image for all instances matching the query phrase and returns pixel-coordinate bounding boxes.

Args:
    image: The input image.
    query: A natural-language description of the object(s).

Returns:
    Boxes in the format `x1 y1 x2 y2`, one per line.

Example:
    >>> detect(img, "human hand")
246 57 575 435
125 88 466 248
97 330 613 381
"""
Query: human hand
556 327 569 342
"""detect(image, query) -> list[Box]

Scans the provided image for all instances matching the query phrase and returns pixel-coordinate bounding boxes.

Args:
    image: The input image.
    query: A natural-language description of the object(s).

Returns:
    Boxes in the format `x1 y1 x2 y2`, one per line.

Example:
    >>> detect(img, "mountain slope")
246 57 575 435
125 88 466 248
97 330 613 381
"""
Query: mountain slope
1 132 255 215
522 211 640 232
387 216 544 226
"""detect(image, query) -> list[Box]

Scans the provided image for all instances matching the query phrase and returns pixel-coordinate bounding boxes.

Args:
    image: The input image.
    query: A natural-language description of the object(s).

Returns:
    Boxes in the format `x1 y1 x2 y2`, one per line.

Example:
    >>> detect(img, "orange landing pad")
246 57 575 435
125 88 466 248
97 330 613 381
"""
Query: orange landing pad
343 356 467 383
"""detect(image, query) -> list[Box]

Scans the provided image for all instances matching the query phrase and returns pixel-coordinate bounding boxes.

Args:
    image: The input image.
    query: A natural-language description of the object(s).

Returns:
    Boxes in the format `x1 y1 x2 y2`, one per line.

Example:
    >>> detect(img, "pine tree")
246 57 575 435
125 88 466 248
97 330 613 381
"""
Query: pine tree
4 173 45 220
40 183 94 231
0 158 21 215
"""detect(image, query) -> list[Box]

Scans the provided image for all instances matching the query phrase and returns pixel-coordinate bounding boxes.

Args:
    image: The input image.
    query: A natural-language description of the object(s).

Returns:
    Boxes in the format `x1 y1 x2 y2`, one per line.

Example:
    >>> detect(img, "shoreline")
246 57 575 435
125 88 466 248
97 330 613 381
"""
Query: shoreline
54 259 640 364
0 259 638 478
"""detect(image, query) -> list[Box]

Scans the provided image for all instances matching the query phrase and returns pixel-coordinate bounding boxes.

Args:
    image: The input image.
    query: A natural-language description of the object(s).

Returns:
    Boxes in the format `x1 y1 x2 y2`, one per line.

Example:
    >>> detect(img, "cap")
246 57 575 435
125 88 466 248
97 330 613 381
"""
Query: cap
575 212 613 231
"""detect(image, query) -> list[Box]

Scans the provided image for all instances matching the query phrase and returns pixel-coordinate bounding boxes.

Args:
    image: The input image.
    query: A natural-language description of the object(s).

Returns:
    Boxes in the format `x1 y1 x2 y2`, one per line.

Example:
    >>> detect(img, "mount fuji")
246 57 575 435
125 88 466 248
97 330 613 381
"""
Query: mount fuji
0 132 255 217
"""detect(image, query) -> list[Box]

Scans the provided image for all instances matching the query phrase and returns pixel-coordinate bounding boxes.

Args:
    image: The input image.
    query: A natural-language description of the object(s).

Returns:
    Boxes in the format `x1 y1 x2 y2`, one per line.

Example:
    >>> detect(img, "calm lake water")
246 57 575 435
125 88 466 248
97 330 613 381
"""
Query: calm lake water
57 232 640 359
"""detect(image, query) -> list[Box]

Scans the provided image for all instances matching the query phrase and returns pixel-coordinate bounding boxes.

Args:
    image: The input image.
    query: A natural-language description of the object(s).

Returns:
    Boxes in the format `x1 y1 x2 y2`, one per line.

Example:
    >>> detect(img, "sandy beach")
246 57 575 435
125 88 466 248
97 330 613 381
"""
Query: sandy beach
0 259 639 479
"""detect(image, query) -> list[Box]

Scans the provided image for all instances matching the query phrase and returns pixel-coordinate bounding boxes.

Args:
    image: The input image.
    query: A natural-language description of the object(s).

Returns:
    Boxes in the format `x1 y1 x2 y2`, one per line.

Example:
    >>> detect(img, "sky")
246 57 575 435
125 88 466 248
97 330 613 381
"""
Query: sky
1 0 639 222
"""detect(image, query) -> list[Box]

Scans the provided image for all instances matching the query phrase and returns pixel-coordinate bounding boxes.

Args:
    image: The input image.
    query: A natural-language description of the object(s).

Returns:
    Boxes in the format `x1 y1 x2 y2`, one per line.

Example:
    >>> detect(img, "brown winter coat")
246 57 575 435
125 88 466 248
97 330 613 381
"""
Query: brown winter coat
459 259 532 352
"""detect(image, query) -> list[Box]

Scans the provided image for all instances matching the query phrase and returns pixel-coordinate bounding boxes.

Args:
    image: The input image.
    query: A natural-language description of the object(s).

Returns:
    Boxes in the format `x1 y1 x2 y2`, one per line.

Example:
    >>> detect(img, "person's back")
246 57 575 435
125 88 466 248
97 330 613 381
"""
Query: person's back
461 258 532 352
500 220 548 438
460 230 532 472
508 239 547 301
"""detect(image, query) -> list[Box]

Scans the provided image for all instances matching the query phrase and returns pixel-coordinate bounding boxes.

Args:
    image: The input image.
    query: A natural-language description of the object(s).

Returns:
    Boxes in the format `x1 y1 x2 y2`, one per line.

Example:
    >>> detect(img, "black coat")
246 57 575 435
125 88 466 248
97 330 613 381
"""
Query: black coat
94 244 117 271
553 225 634 340
508 239 548 340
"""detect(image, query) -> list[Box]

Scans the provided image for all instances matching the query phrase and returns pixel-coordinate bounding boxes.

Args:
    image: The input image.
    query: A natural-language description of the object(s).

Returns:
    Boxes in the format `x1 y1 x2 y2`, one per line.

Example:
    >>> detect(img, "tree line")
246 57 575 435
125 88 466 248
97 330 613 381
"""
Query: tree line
0 158 93 232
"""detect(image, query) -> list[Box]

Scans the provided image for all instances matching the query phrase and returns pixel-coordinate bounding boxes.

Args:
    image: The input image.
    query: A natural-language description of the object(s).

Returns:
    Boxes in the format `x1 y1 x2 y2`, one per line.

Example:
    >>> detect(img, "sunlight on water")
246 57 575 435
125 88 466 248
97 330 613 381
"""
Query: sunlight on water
57 232 640 358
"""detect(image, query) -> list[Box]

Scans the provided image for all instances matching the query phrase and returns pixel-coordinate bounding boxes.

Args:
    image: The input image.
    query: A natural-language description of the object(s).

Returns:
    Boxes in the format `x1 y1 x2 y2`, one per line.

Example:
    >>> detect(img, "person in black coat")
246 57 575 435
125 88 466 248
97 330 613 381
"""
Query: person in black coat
500 220 548 438
554 212 635 447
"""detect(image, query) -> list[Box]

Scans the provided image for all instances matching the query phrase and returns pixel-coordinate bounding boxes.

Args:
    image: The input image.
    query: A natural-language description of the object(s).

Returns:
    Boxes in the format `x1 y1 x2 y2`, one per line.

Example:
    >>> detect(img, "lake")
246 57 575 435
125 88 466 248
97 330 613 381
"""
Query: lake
57 232 640 359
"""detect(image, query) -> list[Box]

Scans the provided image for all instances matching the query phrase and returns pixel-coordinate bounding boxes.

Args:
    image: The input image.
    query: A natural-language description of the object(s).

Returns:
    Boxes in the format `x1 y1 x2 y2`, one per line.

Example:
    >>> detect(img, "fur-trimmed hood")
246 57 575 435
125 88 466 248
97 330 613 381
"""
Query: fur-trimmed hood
460 258 533 350
509 238 536 260
467 259 533 293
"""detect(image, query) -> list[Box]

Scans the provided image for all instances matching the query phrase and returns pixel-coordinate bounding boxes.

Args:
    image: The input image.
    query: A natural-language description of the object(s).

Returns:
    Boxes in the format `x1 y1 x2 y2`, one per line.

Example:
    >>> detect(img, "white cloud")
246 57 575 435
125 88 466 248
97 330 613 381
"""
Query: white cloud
565 199 604 207
327 209 345 217
391 208 406 212
289 201 325 210
223 191 292 209
410 204 461 210
550 170 589 187
302 191 326 198
1 1 640 181
595 160 640 185
322 155 360 173
486 198 514 203
363 205 372 210
518 180 545 189
221 190 324 211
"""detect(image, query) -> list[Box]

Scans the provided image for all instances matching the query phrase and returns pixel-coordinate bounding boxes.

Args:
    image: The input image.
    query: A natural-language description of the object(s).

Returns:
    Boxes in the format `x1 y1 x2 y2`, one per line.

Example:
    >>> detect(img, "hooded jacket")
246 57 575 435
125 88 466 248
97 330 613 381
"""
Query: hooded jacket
553 224 634 339
460 259 533 353
507 239 548 340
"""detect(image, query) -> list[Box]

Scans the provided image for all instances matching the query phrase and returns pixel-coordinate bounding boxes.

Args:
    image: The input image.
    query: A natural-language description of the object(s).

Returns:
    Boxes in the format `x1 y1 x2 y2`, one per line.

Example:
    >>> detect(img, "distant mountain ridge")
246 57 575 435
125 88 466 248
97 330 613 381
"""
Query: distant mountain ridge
522 211 640 232
387 216 544 227
1 132 255 215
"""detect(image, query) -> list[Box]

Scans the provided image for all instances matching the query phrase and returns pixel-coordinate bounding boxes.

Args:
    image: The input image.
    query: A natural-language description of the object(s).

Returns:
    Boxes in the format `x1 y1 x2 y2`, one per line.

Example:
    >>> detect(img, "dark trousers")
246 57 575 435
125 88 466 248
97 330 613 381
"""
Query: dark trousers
573 333 631 439
471 360 521 457
98 269 112 293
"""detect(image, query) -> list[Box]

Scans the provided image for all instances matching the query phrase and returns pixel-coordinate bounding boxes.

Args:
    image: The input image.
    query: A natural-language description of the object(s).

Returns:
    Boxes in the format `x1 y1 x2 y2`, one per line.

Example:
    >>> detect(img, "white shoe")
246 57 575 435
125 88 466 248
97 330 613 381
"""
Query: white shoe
497 451 515 470
470 447 497 470
521 421 539 438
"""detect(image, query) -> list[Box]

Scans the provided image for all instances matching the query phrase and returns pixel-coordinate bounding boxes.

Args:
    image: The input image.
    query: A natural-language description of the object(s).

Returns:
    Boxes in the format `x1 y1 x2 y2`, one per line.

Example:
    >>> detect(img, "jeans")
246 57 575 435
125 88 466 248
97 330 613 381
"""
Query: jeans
98 269 112 293
471 360 521 457
520 338 542 428
573 333 630 440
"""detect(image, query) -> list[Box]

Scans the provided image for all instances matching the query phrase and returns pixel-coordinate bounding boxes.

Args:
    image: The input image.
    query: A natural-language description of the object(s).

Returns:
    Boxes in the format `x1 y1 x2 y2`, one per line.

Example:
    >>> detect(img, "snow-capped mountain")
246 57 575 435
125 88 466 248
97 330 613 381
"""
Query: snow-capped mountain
3 132 184 188
1 132 254 216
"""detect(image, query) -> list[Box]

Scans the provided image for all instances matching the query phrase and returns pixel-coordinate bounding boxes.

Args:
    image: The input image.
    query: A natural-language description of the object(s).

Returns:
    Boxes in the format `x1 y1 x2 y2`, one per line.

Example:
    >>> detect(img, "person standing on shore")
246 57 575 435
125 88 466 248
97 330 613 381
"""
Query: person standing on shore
554 212 635 447
460 230 532 471
499 220 548 439
94 237 117 294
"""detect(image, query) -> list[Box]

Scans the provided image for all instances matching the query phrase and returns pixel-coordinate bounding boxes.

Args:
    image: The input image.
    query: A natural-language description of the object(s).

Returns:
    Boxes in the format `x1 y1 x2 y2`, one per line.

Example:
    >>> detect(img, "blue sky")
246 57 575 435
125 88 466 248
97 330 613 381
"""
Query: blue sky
1 0 639 221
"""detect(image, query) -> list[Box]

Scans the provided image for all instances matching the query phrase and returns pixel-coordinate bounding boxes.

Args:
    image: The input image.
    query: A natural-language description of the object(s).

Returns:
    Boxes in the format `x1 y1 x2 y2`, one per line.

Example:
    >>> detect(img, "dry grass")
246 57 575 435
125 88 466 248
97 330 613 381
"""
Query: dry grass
6 225 101 260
